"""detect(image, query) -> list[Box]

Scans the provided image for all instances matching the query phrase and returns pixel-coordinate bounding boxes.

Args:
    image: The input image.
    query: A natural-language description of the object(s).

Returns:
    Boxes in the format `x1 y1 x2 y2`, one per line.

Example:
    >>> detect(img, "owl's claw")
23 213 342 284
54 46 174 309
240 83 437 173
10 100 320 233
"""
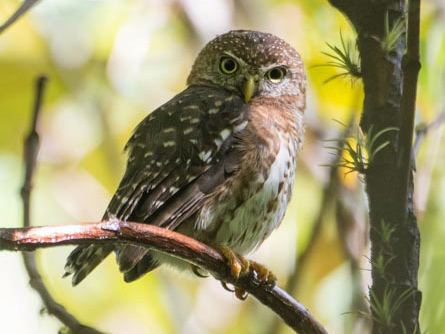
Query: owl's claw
191 265 209 278
235 288 248 300
221 281 235 292
221 282 247 299
216 246 277 300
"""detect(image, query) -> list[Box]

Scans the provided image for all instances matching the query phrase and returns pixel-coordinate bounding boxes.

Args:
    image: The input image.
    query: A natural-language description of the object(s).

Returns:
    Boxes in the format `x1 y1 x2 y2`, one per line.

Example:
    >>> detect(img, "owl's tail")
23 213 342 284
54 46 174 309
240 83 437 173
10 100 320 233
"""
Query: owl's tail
64 245 113 286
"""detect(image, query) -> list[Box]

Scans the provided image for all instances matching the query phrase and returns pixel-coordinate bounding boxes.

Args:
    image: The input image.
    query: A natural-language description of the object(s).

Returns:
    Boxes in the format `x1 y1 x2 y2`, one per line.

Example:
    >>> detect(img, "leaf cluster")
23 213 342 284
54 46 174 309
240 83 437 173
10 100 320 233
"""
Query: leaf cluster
317 32 362 84
324 122 398 177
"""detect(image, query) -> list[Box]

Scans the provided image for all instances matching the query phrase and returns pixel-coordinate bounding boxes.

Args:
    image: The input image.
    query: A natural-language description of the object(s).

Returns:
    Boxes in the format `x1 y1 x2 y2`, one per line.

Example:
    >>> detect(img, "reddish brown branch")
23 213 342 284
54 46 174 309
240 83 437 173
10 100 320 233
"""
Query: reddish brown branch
0 221 329 334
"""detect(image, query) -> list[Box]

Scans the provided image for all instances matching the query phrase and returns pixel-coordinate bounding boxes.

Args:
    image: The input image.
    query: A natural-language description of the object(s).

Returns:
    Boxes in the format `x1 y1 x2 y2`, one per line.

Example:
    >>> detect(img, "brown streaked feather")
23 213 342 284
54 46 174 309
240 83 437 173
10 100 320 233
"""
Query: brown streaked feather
118 150 242 279
123 253 161 282
64 86 247 284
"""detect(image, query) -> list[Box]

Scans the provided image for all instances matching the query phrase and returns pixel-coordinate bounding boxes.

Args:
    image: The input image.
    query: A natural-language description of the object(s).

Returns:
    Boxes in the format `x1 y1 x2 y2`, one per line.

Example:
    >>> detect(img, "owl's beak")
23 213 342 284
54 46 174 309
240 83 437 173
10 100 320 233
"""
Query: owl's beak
243 76 256 103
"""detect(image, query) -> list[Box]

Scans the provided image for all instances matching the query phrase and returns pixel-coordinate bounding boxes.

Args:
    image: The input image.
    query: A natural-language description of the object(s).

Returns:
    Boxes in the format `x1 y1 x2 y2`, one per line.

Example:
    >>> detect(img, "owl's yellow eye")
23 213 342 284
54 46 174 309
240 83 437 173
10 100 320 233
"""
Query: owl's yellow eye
220 57 238 74
266 67 287 83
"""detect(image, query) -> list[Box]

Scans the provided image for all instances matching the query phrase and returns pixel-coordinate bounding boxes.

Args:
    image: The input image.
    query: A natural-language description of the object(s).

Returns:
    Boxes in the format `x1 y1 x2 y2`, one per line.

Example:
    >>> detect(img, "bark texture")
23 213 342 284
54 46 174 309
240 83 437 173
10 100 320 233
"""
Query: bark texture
326 1 422 333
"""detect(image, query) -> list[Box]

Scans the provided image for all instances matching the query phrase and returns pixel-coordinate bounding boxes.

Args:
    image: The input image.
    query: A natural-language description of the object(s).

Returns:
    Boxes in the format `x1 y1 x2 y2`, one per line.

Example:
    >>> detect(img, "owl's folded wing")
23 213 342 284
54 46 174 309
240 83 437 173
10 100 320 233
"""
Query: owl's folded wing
114 85 247 226
65 86 248 284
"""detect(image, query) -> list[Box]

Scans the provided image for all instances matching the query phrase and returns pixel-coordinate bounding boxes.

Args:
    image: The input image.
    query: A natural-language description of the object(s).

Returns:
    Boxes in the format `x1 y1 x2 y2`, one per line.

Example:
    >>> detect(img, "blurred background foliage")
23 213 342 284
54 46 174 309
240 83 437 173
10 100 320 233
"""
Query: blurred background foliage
0 0 443 333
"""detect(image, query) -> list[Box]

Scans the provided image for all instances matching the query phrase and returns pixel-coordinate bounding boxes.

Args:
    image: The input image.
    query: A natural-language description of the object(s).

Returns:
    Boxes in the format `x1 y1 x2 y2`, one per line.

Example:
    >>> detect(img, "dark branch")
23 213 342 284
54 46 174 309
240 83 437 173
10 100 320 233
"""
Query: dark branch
20 76 107 334
325 0 423 333
0 0 41 35
396 0 422 223
21 75 46 229
0 221 329 334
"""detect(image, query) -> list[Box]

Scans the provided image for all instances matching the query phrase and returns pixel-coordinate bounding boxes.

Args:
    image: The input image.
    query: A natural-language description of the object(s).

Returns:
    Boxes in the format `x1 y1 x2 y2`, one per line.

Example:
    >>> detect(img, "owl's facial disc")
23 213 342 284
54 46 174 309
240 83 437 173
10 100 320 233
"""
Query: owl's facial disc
187 30 305 103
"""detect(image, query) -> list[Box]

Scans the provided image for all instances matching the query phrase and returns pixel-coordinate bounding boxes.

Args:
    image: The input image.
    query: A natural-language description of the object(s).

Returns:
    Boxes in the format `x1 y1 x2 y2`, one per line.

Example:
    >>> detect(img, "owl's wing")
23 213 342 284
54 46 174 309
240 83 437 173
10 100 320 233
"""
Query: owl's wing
65 86 248 285
117 86 247 226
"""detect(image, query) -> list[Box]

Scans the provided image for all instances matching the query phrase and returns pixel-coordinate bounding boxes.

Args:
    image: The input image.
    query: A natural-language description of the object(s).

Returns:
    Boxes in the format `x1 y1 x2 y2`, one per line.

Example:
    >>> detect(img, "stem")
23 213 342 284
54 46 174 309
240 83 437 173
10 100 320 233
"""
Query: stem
20 76 107 334
0 0 42 35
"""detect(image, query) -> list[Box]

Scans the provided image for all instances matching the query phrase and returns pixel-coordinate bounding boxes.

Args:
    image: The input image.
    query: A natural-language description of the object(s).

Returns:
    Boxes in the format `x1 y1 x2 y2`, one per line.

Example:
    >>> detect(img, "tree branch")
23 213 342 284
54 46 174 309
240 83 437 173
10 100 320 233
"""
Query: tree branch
324 0 423 333
20 76 107 334
413 110 445 155
0 0 41 35
0 221 329 334
397 0 422 225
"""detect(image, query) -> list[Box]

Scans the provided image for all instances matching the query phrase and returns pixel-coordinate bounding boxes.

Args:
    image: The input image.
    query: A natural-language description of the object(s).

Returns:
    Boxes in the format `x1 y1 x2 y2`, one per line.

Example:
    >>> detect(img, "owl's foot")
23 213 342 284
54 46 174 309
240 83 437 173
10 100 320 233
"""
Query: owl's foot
217 246 277 300
217 246 250 278
248 260 277 289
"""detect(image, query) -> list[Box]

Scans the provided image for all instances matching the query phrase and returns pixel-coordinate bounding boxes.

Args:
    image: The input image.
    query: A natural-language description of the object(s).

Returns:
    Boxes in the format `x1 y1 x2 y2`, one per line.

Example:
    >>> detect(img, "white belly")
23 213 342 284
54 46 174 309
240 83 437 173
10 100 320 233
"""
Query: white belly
198 134 296 254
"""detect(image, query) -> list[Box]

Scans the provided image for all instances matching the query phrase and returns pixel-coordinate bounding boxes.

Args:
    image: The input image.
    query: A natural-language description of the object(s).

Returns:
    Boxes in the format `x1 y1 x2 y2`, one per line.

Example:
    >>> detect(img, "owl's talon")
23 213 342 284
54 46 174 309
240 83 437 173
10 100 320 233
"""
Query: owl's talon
217 247 276 298
221 281 235 292
191 265 209 278
235 287 248 300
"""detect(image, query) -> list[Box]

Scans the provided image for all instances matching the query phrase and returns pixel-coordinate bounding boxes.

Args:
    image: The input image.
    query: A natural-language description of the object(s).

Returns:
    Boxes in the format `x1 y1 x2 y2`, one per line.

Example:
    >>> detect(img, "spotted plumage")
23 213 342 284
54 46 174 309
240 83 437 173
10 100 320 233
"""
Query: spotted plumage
64 30 306 285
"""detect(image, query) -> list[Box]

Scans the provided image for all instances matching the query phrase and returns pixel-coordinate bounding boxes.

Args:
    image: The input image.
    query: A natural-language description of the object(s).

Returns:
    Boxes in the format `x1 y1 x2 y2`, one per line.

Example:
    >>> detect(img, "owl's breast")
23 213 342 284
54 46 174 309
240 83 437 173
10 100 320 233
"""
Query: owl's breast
196 131 298 254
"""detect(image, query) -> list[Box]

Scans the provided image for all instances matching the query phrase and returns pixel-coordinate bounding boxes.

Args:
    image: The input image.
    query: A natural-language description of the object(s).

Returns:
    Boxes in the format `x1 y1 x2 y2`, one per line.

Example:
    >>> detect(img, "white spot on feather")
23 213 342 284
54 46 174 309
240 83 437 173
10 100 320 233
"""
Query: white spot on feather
163 141 176 147
233 121 248 133
214 138 223 149
180 116 192 122
183 127 193 135
220 129 231 141
199 150 212 162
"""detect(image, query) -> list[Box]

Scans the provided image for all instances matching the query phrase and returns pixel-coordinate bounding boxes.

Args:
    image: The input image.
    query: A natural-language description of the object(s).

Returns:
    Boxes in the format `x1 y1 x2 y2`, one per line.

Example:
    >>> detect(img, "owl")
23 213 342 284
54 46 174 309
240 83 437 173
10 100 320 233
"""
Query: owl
65 30 306 289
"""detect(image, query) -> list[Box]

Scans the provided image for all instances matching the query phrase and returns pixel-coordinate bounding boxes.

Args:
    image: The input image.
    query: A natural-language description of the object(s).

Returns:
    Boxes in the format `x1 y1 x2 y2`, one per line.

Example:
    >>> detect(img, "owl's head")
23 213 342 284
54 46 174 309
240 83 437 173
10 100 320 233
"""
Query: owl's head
187 30 305 104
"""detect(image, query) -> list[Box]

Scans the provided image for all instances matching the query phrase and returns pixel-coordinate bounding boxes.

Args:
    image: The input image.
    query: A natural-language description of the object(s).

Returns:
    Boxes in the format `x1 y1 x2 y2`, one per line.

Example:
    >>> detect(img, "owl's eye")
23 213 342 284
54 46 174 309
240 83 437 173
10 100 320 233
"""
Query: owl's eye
219 57 238 74
266 67 287 83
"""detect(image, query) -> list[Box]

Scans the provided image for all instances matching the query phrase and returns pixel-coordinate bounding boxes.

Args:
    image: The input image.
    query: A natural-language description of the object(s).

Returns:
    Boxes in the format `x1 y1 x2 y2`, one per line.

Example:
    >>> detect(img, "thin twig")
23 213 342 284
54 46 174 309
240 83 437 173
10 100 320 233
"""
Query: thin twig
20 76 107 334
0 221 330 334
413 110 445 155
21 76 46 229
0 0 41 35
